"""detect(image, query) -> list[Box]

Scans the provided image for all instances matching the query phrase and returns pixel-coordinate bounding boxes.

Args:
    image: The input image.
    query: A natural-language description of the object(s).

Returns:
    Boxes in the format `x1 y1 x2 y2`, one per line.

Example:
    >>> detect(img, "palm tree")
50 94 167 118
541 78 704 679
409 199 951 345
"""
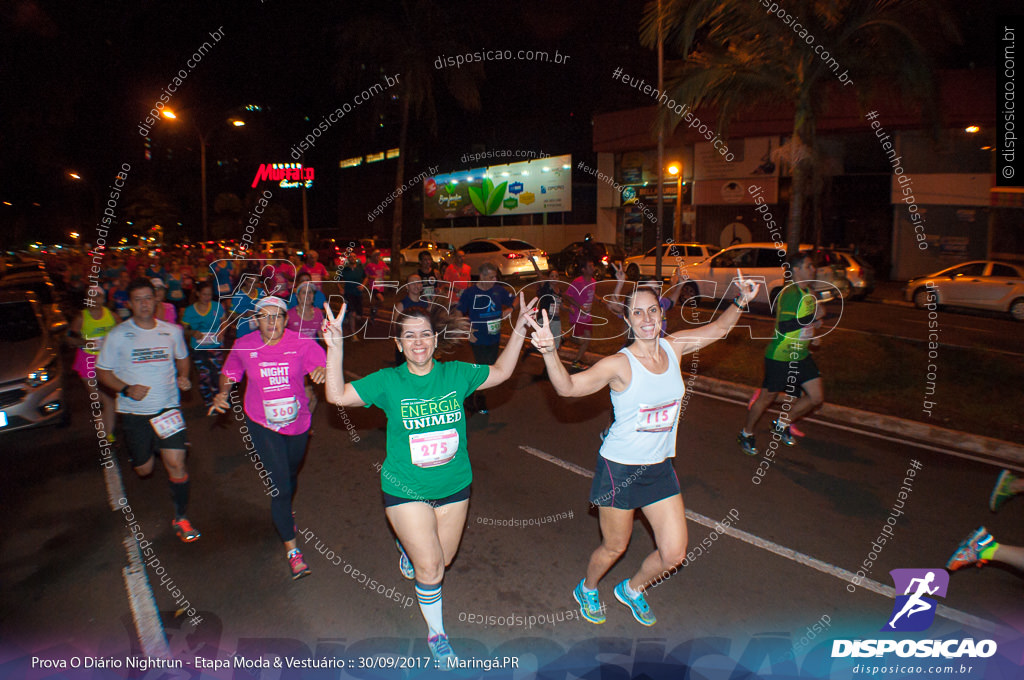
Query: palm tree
335 1 484 280
640 0 959 252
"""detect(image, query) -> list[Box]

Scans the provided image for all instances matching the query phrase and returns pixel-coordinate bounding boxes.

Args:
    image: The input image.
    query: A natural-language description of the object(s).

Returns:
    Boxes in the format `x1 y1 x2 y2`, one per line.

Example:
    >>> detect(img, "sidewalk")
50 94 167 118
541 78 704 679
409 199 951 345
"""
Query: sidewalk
861 280 914 307
542 343 1024 470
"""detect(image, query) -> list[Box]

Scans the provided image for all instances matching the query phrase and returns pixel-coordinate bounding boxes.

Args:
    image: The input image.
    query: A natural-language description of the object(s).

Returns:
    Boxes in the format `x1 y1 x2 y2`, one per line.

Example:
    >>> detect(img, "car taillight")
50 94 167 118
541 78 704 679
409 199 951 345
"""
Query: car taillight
540 251 547 257
505 253 523 259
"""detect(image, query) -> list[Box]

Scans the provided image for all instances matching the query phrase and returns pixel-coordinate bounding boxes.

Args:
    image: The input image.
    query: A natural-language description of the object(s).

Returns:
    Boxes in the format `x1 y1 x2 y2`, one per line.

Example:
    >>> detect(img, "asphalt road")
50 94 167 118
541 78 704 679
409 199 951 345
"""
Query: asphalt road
1 333 1022 679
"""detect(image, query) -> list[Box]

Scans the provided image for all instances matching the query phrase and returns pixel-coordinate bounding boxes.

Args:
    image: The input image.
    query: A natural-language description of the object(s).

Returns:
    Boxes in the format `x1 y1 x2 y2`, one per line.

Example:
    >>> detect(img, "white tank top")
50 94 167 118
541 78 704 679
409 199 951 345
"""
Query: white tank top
599 338 685 465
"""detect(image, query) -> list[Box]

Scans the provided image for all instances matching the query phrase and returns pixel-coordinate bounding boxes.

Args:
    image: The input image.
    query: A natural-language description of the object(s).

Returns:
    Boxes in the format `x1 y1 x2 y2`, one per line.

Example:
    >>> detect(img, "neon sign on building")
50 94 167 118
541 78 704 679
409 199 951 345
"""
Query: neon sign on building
251 163 314 189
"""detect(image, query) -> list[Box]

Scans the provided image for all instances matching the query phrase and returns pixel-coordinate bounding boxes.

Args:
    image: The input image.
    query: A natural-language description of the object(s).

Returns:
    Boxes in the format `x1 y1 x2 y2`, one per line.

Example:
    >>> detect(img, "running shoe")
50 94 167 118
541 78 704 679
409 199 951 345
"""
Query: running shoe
613 580 656 626
171 517 201 543
427 633 457 667
478 408 489 414
989 470 1018 513
572 579 606 624
737 432 758 456
946 527 994 571
288 549 311 580
396 539 415 580
772 419 796 446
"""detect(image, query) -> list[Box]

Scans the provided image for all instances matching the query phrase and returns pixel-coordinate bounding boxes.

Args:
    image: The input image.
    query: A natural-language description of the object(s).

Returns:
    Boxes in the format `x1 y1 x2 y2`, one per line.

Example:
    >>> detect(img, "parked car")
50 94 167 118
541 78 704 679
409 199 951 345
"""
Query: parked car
904 260 1024 321
0 290 67 432
833 249 876 300
458 238 549 279
0 269 68 336
624 242 720 280
354 237 392 264
399 240 455 266
677 242 850 305
549 241 626 279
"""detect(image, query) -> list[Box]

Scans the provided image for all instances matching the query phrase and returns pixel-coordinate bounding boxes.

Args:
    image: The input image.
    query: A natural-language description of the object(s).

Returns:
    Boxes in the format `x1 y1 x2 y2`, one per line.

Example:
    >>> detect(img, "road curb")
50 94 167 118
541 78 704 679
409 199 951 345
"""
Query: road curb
544 343 1024 468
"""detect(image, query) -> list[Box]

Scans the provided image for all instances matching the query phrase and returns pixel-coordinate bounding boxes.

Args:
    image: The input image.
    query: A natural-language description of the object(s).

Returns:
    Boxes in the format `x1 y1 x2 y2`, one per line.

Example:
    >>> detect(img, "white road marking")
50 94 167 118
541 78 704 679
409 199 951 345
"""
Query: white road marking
904 318 994 333
123 535 171 657
691 390 1024 474
104 454 170 656
518 444 1013 636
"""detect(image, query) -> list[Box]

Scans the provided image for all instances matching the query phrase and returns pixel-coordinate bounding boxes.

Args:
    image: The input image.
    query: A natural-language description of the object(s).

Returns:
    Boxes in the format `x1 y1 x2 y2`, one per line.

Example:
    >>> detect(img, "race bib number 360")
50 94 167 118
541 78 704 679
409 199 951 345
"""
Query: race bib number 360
264 396 299 426
410 428 459 468
150 409 185 439
636 400 681 433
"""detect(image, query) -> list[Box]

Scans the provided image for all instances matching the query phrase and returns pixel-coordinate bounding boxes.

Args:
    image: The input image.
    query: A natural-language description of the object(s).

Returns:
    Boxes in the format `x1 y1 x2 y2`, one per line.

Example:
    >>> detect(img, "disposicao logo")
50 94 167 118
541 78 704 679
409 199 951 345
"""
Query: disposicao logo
831 568 997 659
883 568 948 632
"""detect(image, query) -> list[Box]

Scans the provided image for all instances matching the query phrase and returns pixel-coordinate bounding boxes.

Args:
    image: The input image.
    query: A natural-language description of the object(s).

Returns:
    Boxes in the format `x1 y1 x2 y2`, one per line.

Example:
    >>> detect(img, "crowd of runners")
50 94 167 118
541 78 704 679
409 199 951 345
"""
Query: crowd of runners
17 242 1010 667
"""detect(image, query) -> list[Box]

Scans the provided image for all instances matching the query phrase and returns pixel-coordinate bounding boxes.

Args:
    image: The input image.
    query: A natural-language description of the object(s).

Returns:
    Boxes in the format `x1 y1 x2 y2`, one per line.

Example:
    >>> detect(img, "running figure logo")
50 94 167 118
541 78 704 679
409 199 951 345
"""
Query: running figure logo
882 568 949 632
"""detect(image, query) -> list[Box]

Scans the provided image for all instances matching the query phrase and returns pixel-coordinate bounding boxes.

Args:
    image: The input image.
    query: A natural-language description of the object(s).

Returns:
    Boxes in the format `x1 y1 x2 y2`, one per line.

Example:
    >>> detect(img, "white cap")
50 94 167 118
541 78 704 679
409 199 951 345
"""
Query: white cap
254 296 288 313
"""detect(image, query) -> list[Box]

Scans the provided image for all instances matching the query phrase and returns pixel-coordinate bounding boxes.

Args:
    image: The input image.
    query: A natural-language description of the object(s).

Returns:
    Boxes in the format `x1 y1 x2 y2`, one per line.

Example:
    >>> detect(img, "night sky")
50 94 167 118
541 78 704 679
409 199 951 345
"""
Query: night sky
0 0 1013 246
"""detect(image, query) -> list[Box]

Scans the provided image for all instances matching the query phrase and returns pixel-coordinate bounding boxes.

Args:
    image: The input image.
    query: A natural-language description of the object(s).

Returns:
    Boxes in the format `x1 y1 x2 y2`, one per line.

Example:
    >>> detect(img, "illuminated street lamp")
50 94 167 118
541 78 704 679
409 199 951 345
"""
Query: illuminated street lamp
162 109 244 242
668 163 684 243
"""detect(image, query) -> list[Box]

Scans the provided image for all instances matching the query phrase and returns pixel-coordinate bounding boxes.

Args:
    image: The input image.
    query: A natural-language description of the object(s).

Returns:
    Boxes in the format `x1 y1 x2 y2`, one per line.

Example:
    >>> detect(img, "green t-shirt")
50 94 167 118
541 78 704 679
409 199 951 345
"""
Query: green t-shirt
765 282 817 362
351 360 490 499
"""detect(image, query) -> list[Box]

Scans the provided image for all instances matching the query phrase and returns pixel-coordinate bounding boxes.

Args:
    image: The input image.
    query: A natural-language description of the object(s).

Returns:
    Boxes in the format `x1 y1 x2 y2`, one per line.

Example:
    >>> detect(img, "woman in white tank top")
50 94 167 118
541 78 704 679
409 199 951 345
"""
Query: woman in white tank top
527 276 759 627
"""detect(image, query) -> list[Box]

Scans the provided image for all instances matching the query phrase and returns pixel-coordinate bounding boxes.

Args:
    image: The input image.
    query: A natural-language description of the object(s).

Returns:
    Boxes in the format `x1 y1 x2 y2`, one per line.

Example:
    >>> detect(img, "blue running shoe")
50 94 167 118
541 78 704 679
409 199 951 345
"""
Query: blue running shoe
613 580 656 626
737 431 758 456
428 633 456 668
772 419 796 446
572 579 606 624
990 470 1017 513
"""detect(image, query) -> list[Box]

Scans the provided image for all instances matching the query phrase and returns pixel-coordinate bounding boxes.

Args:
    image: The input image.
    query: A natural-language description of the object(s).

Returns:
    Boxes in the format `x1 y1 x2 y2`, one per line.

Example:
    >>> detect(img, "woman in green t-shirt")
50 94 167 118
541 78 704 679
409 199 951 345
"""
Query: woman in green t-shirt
322 295 538 665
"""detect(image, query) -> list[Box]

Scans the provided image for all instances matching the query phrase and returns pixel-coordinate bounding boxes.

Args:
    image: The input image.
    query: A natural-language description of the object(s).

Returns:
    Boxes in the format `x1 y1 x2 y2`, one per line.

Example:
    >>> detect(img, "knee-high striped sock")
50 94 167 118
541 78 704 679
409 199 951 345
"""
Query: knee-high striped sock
415 581 445 637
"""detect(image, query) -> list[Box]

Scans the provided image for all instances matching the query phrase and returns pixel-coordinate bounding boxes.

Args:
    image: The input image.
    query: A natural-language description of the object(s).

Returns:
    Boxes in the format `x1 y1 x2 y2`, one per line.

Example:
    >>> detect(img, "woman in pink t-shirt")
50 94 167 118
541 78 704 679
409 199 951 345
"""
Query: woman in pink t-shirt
208 296 327 580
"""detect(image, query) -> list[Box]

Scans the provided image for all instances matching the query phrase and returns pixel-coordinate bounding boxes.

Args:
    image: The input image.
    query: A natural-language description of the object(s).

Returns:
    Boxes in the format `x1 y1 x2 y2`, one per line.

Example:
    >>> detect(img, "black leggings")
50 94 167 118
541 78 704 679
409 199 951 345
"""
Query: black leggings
245 417 309 542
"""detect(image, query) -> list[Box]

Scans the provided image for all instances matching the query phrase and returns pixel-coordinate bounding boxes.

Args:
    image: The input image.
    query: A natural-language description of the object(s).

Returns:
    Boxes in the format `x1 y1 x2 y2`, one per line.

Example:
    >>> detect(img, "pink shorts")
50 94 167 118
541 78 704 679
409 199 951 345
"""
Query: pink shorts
73 349 97 380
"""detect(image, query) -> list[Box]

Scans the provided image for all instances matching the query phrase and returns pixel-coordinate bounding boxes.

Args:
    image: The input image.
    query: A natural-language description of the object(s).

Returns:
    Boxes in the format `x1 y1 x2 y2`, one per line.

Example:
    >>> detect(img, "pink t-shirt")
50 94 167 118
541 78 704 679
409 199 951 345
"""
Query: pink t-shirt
300 263 329 282
567 276 596 324
287 306 324 339
365 261 390 287
443 263 472 295
221 329 326 435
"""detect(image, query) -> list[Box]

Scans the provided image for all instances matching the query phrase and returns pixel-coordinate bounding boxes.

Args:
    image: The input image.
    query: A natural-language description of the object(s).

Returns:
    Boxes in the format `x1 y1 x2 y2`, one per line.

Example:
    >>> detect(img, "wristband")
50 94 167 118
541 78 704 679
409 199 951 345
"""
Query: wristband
120 385 131 397
731 296 746 311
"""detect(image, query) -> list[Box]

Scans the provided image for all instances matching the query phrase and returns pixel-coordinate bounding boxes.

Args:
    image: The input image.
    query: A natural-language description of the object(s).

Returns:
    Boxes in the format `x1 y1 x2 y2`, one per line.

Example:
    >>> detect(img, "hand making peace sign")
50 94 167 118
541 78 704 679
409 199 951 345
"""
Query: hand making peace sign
321 300 348 349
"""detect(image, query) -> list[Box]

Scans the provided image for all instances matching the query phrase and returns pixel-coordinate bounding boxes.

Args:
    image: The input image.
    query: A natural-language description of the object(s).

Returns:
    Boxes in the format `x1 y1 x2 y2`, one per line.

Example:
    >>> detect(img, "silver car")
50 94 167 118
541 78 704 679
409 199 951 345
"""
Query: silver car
905 260 1024 321
458 238 550 279
624 242 720 280
0 290 67 432
399 240 455 266
677 242 850 305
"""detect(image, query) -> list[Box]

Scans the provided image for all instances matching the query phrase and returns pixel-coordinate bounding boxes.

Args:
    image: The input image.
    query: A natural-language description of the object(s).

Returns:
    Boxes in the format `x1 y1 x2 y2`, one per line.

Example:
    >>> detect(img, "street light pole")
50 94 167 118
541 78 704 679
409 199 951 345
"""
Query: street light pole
199 132 209 243
654 0 665 280
674 173 682 242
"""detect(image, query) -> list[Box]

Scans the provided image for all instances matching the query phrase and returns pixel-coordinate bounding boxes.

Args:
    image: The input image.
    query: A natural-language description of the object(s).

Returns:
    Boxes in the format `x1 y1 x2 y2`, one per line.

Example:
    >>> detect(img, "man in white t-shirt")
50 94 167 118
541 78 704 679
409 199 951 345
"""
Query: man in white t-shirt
97 278 200 542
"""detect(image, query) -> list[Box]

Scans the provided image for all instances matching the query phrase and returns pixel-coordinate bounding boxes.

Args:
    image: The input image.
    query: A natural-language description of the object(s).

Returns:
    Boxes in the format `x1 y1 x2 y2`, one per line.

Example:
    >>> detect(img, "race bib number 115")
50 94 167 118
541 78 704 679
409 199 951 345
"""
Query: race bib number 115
635 400 680 433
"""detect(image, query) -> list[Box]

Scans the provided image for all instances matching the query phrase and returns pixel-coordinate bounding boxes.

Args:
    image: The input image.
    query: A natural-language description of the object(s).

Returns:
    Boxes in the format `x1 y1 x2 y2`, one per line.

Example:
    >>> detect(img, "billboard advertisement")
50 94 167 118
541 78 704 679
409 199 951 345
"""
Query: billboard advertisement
424 154 572 219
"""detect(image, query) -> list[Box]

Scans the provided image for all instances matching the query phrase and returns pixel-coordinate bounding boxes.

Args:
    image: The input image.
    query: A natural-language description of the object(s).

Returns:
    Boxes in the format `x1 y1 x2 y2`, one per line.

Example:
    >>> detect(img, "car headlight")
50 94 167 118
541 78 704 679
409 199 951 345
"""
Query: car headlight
27 359 57 387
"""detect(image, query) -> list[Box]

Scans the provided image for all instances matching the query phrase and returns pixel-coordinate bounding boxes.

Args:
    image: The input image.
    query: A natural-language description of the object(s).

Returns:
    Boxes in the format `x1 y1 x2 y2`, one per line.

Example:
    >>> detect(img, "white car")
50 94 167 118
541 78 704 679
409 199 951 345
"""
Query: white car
904 260 1024 321
676 242 849 305
624 242 720 280
399 240 455 265
458 238 549 279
